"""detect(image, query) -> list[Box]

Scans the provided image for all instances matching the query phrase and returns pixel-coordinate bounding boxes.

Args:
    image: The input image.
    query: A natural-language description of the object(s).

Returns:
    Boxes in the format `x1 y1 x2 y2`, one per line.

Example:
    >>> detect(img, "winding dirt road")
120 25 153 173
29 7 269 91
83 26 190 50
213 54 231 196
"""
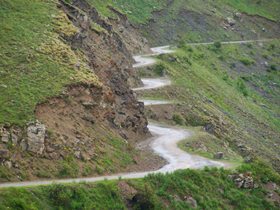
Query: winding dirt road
140 99 171 106
133 45 174 68
132 78 171 91
0 123 224 188
2 40 270 188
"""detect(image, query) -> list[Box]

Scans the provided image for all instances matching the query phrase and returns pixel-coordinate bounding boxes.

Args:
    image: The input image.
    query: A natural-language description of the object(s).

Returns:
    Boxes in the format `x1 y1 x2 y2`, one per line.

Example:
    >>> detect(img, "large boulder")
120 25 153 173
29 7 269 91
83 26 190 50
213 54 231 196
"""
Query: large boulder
118 181 138 200
234 12 242 19
214 152 224 159
20 139 28 151
226 17 236 26
228 172 254 189
0 149 10 159
11 133 18 144
243 176 254 189
184 196 197 208
0 128 9 143
27 121 46 155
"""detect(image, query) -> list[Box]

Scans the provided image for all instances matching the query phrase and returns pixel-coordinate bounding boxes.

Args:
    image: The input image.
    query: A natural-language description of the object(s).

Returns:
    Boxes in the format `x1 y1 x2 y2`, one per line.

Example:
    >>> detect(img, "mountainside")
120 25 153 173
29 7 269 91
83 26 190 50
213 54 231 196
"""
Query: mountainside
141 0 280 45
0 0 280 209
0 0 160 182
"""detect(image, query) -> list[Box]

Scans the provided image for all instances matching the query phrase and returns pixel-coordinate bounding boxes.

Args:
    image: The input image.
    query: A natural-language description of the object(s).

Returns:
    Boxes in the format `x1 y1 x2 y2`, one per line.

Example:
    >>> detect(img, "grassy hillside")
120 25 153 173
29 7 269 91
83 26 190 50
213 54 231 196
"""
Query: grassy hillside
223 0 280 21
88 0 165 23
140 0 280 46
91 0 280 23
0 0 100 125
1 161 279 209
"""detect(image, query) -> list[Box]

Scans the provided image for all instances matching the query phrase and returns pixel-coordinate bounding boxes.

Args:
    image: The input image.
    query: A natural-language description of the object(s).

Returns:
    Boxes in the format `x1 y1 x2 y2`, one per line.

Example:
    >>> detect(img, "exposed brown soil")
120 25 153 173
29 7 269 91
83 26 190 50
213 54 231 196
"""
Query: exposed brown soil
0 82 165 182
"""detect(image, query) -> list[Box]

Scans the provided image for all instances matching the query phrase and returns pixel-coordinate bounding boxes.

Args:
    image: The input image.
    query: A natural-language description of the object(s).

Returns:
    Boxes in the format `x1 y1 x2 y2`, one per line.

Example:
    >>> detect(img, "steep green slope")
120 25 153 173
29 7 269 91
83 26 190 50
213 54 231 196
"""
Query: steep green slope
140 0 280 45
223 0 280 21
0 0 99 125
88 0 165 23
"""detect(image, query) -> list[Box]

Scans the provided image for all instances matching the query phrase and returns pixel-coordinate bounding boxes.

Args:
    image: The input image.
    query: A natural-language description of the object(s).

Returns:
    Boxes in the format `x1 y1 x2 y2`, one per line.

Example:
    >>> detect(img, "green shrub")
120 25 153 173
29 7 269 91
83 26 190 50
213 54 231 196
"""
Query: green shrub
48 184 74 208
237 78 249 96
178 39 186 48
172 113 184 125
262 54 269 59
214 41 222 49
58 160 79 178
95 165 104 175
269 44 275 50
0 166 12 180
246 43 252 48
36 170 52 178
239 57 255 66
154 63 165 76
270 64 277 71
82 164 94 176
218 55 224 60
230 63 236 68
187 47 194 53
185 114 207 126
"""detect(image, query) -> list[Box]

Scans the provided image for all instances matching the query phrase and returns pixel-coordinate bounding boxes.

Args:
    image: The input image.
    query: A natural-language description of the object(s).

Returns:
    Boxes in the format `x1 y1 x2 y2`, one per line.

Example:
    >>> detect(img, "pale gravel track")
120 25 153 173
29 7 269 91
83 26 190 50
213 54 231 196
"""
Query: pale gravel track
185 38 275 46
140 99 171 106
132 78 171 91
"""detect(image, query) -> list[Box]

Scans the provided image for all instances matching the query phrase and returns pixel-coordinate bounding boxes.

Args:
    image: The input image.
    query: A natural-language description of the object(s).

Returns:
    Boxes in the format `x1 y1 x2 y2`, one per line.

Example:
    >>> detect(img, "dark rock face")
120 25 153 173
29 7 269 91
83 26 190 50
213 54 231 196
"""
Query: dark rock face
0 149 10 160
59 0 149 141
0 127 9 143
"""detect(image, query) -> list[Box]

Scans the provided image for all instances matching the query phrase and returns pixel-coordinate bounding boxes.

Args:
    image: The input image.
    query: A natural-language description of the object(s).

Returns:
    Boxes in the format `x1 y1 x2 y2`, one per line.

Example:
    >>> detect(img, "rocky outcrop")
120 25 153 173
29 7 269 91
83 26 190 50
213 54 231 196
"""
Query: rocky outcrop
58 0 149 141
225 17 236 26
228 172 255 189
0 149 10 160
184 196 197 208
214 152 224 159
0 127 9 143
26 121 46 155
118 181 138 201
0 121 46 156
107 6 151 55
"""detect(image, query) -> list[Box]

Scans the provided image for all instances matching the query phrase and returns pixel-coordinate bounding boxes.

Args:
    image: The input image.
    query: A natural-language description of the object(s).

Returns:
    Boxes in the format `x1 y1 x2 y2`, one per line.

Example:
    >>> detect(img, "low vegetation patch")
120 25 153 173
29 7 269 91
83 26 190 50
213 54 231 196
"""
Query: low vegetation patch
222 0 280 21
0 161 279 209
239 57 255 66
178 127 242 163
